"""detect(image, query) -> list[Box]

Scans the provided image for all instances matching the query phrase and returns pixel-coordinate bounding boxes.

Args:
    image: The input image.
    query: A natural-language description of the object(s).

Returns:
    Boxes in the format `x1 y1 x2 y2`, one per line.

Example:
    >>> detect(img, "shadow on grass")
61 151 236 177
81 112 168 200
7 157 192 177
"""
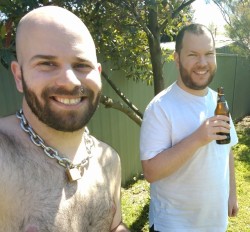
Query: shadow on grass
235 126 250 183
123 174 145 190
122 174 150 231
130 202 149 232
244 175 250 183
236 128 250 163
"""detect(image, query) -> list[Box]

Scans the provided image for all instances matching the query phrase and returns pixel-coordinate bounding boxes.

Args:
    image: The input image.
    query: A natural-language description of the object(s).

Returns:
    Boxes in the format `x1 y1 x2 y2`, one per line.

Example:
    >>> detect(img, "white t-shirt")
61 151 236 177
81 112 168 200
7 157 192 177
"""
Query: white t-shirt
140 82 238 232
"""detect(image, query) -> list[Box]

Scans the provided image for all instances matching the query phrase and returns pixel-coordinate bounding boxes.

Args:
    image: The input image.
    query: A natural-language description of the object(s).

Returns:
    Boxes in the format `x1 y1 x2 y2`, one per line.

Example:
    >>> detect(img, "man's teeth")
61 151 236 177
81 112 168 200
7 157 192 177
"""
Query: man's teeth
196 70 207 75
56 97 81 105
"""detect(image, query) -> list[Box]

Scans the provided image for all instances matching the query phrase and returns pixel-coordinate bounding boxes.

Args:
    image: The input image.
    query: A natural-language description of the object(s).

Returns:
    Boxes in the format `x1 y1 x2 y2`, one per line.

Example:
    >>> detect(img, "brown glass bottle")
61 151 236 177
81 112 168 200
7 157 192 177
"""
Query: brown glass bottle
214 87 231 144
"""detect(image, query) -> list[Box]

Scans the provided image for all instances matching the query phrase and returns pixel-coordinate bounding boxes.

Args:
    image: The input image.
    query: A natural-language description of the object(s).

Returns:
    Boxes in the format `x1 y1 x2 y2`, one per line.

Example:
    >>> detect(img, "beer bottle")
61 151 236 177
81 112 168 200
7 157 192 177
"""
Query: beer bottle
214 87 231 144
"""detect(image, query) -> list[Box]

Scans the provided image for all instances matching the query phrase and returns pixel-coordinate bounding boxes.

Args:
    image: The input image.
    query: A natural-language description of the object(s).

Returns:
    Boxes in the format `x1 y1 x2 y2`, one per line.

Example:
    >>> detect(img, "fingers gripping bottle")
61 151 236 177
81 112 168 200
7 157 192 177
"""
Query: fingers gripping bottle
214 87 231 144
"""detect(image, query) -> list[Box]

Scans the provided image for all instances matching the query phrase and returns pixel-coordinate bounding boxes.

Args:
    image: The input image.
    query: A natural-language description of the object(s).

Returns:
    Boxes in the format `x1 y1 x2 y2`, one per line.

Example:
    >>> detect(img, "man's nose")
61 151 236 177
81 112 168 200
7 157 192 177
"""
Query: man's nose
55 67 81 88
198 56 208 66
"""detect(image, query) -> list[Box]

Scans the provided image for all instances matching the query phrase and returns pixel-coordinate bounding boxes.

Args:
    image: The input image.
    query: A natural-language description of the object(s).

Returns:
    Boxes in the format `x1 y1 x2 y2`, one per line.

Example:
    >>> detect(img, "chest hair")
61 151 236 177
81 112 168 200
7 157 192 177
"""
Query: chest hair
0 132 115 232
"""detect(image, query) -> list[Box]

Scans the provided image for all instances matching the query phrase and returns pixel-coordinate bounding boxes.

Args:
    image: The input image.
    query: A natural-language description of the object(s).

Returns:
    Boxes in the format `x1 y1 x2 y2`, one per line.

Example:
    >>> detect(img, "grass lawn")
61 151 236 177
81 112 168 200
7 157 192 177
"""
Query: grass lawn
121 117 250 232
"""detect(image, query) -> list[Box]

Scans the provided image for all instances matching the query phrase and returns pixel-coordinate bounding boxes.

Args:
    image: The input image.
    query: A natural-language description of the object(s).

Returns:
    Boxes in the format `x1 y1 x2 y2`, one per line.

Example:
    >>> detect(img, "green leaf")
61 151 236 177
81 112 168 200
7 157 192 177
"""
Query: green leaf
0 25 6 40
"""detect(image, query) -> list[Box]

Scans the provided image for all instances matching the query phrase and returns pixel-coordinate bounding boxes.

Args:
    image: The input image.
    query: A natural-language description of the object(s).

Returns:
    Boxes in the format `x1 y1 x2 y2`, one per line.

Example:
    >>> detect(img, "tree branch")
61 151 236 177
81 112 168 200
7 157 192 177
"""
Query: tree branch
102 71 143 119
100 95 142 126
212 1 232 25
110 0 154 41
160 0 196 31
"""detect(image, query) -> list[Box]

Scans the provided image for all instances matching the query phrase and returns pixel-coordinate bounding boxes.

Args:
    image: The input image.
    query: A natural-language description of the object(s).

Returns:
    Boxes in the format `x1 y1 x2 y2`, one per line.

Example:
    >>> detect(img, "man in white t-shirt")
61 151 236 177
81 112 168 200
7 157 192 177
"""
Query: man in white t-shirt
140 24 238 232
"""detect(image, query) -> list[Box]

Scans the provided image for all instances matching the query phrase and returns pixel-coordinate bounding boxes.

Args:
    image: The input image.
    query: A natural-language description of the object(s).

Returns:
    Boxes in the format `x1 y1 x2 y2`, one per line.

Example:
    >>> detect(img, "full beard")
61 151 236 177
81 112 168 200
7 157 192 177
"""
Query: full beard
179 63 216 90
21 73 101 132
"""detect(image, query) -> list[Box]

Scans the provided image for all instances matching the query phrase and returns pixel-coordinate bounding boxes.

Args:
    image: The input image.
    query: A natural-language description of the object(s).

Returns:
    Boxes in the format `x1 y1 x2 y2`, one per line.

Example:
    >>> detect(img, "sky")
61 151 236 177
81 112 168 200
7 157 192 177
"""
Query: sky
191 0 226 34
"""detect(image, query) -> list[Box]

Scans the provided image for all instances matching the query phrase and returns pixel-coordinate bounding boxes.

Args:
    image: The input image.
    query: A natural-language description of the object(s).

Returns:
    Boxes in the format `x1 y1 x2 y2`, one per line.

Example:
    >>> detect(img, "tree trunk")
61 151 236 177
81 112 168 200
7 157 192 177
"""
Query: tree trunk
148 35 165 95
147 1 165 95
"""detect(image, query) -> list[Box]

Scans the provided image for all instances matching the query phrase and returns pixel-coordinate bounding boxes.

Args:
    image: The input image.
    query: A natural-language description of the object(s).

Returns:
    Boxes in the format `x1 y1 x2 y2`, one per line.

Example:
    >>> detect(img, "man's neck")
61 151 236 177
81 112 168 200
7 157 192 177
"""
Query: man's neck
176 80 208 97
21 106 86 161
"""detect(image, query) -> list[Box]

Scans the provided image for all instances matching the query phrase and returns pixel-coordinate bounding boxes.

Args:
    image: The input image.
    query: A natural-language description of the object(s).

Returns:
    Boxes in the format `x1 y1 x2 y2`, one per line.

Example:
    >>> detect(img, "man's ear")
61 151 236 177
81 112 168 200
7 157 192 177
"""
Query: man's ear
97 63 102 74
11 61 23 93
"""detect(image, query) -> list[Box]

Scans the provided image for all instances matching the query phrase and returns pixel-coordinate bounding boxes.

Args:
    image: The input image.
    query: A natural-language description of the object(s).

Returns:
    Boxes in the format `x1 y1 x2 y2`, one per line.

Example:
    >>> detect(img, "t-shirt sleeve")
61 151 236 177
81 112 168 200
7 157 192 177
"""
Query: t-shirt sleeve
140 102 171 160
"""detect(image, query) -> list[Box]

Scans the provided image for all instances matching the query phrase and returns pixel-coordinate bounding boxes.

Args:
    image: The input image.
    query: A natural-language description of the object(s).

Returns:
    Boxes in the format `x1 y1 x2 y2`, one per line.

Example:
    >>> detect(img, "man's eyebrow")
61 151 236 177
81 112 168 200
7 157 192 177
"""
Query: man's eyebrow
30 55 57 62
29 55 94 65
75 56 92 63
188 49 214 53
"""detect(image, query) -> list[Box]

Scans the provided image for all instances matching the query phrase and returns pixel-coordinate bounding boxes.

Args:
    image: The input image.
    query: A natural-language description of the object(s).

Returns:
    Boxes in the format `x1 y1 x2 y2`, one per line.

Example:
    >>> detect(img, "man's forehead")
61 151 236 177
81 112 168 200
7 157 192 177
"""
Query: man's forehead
18 17 89 39
29 54 97 64
182 32 214 48
17 19 97 65
16 6 96 60
19 6 83 24
184 30 213 40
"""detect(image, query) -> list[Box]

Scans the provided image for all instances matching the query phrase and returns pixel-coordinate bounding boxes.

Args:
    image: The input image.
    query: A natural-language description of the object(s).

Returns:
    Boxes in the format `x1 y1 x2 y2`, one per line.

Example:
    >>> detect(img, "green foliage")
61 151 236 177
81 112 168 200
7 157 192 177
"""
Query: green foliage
0 0 51 68
81 1 153 83
0 0 193 87
74 0 194 88
121 119 250 232
213 0 250 57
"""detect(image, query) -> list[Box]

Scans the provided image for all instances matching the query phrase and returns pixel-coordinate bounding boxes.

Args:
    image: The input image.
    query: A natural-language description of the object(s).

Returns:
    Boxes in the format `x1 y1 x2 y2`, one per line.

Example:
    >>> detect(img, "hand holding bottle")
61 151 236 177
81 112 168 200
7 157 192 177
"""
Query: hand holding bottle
214 87 231 144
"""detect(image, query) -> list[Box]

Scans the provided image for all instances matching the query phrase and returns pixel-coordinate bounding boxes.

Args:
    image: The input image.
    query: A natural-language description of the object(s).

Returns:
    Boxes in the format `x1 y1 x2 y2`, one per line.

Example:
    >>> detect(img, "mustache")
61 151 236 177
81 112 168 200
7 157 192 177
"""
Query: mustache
42 86 89 97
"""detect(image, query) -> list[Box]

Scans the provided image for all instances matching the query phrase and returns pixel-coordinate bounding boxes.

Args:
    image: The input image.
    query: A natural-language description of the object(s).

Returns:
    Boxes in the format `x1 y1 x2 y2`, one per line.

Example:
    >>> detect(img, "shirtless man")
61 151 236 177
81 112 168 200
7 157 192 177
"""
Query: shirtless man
0 6 129 232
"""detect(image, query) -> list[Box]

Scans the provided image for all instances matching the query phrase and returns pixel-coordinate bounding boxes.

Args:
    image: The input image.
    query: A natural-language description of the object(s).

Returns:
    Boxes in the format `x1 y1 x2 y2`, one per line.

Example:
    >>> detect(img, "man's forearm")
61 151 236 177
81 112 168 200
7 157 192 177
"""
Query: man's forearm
228 149 239 217
229 149 237 195
111 222 130 232
142 130 203 183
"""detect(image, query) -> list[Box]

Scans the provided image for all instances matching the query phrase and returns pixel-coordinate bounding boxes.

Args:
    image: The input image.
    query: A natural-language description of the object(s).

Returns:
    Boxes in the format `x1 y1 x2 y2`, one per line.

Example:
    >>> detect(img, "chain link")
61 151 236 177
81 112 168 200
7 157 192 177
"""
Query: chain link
16 109 93 169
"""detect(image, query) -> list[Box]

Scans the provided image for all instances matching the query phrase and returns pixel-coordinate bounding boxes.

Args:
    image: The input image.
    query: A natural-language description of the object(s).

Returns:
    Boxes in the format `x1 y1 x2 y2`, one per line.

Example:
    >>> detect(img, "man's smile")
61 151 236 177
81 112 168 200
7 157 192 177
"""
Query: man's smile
53 96 83 105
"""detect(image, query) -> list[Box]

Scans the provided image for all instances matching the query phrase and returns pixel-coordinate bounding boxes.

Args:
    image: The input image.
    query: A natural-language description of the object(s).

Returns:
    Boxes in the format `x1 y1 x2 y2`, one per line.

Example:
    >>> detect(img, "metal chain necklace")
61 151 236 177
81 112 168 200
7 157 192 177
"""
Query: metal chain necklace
16 109 94 182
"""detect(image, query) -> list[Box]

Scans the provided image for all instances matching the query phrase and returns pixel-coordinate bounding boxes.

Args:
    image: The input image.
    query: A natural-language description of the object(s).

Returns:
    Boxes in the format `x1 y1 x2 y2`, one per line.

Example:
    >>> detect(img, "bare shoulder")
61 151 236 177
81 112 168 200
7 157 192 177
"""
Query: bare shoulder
0 115 20 134
0 115 19 146
0 115 26 166
91 135 121 165
0 115 26 225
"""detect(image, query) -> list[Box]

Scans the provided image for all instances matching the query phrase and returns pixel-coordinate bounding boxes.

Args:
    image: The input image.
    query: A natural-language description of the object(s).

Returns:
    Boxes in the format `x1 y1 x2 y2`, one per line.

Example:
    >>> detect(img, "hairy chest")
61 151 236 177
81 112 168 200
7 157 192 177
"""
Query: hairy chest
0 146 115 232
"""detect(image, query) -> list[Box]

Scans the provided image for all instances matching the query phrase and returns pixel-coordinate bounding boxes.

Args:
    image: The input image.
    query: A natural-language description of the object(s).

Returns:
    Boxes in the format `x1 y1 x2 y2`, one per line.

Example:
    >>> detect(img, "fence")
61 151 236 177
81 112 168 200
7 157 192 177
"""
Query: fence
0 54 249 184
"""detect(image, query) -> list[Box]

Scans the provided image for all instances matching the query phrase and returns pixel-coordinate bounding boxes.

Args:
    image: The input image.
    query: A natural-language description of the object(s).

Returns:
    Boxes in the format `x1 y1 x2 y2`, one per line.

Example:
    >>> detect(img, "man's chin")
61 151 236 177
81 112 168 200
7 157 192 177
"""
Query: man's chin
36 111 83 132
188 79 213 90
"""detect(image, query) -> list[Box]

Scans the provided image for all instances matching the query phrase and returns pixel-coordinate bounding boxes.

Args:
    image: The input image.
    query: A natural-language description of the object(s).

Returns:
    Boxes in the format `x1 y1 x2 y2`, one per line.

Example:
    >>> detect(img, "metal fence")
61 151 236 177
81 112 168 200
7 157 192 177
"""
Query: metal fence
0 54 249 184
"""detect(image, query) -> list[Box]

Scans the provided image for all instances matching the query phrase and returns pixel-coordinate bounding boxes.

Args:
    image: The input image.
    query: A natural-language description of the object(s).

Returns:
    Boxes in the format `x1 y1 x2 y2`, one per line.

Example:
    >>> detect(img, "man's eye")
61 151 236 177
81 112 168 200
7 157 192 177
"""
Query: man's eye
207 52 215 56
36 61 57 71
40 61 55 66
37 61 56 68
74 63 92 69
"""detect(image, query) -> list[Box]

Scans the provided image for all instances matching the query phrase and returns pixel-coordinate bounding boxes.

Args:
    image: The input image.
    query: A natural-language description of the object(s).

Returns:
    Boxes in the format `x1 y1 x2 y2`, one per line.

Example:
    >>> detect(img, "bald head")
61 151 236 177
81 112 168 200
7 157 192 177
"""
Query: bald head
16 6 97 65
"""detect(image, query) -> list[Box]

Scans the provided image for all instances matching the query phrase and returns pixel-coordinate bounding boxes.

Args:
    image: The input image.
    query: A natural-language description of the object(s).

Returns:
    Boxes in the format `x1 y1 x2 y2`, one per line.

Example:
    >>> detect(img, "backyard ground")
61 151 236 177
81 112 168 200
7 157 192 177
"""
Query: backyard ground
121 116 250 232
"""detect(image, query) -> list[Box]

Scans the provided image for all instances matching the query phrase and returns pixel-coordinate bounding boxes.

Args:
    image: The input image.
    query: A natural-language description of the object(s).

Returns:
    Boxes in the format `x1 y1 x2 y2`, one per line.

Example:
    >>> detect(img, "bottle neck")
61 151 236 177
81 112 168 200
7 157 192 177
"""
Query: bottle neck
218 94 226 102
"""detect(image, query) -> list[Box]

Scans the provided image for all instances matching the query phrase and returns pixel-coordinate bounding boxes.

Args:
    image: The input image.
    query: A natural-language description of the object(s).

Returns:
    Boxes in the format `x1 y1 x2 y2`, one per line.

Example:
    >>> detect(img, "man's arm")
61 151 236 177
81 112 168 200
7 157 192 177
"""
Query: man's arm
110 152 130 232
110 203 130 232
142 115 230 183
228 149 238 217
111 222 130 232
